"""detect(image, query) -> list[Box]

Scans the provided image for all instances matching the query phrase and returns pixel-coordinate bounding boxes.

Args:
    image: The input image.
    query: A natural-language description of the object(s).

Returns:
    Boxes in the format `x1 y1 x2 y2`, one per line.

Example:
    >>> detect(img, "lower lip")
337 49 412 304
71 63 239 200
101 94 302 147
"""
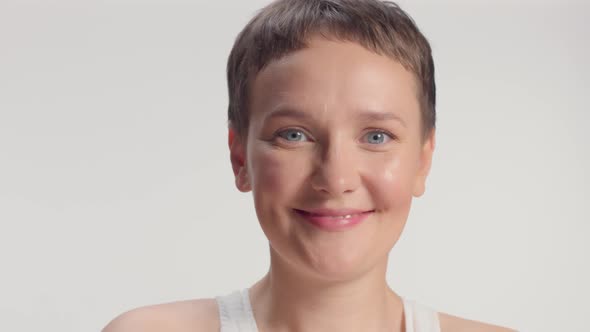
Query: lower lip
294 209 373 231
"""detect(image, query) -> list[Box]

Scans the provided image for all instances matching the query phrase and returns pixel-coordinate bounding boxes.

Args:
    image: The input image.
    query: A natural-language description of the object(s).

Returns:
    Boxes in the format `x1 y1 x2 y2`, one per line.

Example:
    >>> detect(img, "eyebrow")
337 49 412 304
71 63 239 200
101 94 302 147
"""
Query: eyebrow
357 110 407 127
264 108 311 121
264 107 407 128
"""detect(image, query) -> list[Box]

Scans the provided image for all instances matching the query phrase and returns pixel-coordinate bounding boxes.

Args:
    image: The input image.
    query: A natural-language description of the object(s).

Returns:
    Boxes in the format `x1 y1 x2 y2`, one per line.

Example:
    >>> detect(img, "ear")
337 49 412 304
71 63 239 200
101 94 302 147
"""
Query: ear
412 128 436 197
228 127 251 192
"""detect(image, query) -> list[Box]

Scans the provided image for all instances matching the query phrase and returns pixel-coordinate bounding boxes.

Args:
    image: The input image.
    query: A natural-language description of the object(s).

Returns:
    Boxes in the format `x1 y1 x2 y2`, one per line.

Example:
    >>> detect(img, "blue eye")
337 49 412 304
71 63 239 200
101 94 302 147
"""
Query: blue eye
277 129 309 142
364 130 392 144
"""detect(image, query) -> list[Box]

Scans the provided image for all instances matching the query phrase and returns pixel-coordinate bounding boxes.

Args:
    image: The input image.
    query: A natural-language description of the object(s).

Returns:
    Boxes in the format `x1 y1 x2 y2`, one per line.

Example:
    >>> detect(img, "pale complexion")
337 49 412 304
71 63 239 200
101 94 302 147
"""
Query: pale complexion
102 35 516 332
229 35 435 332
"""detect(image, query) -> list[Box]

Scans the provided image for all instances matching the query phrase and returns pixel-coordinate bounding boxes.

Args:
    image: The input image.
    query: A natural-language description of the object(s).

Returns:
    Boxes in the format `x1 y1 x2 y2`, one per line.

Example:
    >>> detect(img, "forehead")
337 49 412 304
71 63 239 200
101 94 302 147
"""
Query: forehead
249 36 420 125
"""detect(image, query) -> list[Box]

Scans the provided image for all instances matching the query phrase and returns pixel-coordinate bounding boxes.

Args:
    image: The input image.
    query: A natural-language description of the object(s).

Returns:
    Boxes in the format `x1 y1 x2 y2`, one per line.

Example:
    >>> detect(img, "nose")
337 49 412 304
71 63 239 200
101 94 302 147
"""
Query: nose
310 139 361 196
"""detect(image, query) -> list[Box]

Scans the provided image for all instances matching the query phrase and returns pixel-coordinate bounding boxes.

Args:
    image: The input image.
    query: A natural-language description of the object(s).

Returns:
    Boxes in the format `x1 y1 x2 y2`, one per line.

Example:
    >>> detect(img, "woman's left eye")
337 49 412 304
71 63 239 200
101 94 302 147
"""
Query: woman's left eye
276 128 310 142
363 130 393 144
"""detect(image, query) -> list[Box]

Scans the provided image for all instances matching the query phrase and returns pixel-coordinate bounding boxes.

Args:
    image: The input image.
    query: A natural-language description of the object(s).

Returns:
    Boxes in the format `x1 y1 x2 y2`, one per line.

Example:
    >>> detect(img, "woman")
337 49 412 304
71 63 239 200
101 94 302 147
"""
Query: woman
104 0 515 331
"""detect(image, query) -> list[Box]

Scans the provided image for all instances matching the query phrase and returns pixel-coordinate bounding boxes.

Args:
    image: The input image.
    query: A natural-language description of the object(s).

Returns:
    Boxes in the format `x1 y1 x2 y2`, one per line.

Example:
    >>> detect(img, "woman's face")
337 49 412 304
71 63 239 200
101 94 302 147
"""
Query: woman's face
230 36 435 281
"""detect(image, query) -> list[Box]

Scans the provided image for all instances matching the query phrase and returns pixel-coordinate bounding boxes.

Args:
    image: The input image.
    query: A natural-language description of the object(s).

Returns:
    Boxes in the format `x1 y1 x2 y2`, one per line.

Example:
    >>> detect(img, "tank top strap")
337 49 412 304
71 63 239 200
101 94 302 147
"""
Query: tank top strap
401 297 441 332
215 289 440 332
215 288 259 332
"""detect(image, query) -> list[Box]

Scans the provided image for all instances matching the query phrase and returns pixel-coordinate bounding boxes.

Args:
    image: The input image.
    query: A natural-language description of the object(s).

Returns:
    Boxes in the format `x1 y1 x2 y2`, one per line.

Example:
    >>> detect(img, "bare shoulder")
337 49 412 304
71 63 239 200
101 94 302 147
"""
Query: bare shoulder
439 312 517 332
102 298 219 332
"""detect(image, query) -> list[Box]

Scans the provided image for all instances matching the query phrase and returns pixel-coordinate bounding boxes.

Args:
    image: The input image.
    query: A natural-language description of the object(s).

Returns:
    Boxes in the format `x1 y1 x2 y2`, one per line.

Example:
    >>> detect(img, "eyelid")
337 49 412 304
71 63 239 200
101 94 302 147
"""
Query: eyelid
273 127 314 143
270 127 396 144
360 128 397 143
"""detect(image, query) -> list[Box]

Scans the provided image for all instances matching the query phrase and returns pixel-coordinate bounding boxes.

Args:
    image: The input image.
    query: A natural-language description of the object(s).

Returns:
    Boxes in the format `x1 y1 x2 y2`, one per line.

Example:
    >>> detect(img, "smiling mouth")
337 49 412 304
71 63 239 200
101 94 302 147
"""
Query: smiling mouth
293 208 375 231
294 209 374 219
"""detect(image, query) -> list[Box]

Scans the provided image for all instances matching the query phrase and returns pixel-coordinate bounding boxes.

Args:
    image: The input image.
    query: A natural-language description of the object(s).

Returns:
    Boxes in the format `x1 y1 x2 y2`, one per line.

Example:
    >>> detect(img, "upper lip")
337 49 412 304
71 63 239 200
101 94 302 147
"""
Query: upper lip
294 208 374 216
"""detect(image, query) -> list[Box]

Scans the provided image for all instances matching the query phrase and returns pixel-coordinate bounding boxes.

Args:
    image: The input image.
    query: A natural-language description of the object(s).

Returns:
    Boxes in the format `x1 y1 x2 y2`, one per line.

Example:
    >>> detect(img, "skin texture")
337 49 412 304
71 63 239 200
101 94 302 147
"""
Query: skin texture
230 35 433 332
102 36 516 332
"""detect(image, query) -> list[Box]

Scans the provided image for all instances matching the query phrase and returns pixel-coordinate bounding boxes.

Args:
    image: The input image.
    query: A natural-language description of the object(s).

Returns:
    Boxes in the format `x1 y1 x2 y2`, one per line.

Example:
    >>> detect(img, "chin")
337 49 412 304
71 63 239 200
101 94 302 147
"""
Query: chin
264 209 396 282
299 248 382 283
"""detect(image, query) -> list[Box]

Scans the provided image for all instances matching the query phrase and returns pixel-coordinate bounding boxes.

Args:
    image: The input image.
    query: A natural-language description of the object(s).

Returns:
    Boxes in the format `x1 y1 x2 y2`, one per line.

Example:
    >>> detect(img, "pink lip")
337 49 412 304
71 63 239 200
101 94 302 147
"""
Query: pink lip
294 208 374 231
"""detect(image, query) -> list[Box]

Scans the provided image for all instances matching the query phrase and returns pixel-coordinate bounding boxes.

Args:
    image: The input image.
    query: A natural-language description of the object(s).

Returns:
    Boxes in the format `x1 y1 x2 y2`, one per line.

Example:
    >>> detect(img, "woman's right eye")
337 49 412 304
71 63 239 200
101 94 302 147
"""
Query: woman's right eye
276 129 310 142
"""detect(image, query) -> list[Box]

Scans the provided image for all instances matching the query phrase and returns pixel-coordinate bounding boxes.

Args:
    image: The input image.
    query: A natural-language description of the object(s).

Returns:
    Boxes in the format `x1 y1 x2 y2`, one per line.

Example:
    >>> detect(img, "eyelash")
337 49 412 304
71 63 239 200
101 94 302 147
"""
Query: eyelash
272 128 396 145
272 127 313 144
363 129 396 144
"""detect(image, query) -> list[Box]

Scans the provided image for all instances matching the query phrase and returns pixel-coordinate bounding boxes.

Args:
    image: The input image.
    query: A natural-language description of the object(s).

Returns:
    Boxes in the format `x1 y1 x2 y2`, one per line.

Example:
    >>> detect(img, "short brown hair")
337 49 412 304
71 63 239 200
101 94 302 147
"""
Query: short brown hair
227 0 436 142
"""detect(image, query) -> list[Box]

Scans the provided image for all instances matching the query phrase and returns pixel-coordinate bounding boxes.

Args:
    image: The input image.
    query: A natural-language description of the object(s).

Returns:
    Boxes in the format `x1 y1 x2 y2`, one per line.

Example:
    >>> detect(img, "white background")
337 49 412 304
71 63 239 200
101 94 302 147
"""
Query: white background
0 0 588 331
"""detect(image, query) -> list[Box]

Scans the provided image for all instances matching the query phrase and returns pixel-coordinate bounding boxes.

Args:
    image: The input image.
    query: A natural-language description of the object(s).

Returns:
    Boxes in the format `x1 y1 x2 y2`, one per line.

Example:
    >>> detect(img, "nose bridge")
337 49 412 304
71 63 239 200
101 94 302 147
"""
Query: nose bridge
311 134 360 195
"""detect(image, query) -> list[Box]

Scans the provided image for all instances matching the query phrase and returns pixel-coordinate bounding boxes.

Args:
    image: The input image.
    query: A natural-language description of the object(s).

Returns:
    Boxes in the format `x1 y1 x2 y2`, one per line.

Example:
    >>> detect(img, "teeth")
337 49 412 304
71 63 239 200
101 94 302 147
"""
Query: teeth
299 210 371 219
327 214 354 219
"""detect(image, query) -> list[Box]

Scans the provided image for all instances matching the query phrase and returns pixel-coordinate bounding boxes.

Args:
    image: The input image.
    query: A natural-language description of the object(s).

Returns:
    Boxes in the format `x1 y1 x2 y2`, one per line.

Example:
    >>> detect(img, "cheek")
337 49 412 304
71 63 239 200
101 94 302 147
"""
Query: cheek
248 146 307 207
363 152 415 212
247 146 311 242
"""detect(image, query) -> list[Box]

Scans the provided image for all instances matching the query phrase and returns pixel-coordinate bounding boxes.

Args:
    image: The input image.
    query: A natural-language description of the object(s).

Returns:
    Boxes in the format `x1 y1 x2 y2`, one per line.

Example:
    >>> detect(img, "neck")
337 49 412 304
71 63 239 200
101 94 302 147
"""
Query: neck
249 247 405 332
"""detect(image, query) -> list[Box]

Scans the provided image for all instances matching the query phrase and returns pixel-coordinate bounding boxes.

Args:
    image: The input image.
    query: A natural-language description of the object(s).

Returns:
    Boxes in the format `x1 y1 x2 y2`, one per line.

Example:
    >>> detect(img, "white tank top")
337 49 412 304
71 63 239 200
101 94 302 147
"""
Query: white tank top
216 288 441 332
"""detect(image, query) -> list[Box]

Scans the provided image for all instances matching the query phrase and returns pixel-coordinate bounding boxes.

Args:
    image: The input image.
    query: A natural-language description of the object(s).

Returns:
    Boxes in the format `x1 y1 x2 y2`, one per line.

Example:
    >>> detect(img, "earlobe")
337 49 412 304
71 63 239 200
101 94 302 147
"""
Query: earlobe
236 167 251 192
412 129 436 197
412 182 425 198
228 127 251 192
